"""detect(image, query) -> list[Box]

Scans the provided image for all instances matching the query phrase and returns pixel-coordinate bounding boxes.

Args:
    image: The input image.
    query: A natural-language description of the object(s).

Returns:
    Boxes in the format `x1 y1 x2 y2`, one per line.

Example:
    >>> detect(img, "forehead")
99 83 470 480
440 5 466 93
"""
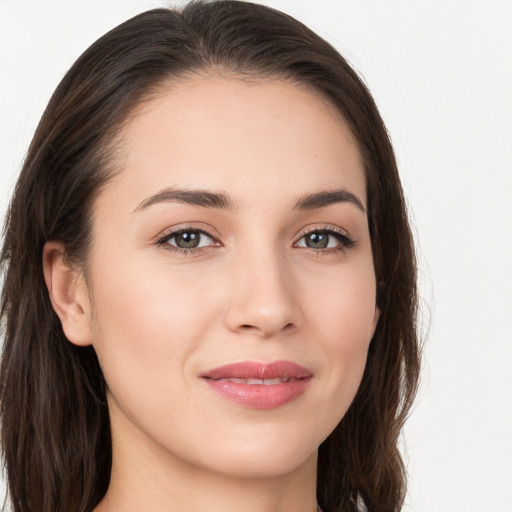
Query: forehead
105 76 366 211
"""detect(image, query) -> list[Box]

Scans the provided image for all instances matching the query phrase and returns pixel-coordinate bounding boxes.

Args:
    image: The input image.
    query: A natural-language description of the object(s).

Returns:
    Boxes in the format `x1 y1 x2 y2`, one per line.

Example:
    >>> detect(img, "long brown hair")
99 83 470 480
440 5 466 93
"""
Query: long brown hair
1 2 420 511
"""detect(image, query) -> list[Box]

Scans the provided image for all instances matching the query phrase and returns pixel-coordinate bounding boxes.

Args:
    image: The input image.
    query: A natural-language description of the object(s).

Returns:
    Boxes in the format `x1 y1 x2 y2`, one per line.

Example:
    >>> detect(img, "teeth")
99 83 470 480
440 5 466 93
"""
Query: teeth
216 377 295 385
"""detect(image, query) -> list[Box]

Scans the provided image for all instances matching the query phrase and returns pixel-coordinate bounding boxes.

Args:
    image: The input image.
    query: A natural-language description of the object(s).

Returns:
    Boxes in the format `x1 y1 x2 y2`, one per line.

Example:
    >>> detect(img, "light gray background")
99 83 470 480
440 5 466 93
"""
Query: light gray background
1 1 511 511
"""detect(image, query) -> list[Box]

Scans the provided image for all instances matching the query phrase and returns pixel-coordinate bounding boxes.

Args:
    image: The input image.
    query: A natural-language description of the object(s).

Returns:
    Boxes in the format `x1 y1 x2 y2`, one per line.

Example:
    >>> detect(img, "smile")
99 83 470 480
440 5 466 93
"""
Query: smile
201 361 313 409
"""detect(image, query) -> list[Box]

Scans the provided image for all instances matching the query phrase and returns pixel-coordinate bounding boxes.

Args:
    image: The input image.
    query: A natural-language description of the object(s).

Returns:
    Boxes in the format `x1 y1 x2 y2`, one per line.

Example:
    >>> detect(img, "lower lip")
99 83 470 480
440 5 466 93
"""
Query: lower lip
204 378 312 409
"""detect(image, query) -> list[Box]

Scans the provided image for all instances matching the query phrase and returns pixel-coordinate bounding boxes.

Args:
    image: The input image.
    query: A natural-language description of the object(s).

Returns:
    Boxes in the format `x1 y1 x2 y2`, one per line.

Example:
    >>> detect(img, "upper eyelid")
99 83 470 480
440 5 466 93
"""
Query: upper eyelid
295 224 351 240
156 225 220 243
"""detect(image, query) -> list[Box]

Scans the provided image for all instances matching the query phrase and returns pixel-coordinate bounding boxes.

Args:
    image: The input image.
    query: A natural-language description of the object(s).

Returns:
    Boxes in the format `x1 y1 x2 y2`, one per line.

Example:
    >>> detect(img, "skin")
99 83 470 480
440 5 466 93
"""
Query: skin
44 76 379 512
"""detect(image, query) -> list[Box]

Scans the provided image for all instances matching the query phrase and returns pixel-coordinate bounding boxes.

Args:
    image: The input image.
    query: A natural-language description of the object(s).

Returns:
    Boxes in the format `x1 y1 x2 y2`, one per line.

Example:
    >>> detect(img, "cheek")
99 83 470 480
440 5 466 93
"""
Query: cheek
308 257 377 344
86 259 226 441
305 263 376 410
88 256 221 389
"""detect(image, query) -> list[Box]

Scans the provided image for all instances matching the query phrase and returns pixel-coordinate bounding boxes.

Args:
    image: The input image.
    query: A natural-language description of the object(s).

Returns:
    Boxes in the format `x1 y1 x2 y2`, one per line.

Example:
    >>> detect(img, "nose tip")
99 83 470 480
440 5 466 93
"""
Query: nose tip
226 303 300 338
224 258 302 338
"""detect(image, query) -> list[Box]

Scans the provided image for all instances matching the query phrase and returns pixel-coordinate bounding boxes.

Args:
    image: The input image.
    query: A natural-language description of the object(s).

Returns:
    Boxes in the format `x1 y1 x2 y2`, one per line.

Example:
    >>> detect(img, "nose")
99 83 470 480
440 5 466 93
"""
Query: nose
224 248 302 338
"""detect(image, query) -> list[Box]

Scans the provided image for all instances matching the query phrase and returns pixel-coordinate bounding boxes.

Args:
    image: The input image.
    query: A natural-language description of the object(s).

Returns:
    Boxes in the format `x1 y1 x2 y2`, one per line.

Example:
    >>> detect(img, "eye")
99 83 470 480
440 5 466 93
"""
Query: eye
295 228 355 252
157 228 216 251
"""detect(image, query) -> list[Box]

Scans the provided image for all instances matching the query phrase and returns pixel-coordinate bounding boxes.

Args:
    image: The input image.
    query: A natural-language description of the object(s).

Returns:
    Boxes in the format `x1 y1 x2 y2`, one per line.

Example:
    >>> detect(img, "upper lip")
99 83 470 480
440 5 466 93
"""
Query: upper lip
201 360 312 380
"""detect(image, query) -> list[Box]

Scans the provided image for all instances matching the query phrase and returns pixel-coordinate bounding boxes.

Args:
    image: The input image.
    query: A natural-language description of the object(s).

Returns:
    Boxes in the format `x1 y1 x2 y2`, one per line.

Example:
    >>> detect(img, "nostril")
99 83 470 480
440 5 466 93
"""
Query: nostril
237 322 296 337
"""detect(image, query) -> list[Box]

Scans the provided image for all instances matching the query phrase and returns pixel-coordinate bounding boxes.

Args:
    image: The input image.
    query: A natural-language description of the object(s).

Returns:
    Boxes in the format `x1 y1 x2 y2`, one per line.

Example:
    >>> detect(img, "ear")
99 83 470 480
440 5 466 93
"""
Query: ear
42 241 93 346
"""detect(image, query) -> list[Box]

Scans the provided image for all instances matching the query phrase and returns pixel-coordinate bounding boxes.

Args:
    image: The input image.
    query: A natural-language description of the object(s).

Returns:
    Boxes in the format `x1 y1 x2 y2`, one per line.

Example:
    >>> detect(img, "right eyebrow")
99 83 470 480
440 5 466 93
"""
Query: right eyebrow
133 187 236 212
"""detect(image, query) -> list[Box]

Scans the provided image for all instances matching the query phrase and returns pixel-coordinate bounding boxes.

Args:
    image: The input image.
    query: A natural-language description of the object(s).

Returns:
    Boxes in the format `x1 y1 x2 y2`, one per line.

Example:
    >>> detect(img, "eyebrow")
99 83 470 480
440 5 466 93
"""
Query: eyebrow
134 188 235 212
293 189 366 213
134 187 365 214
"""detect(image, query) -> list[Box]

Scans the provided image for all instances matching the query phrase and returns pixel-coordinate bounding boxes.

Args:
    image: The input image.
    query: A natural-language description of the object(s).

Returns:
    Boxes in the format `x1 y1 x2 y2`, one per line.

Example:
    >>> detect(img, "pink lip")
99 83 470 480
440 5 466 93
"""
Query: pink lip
201 360 313 410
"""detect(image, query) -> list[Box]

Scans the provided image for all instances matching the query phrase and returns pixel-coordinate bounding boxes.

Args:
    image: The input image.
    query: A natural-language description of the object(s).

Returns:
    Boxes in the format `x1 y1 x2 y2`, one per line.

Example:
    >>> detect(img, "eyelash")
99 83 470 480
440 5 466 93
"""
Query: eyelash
295 225 356 255
156 226 219 255
156 224 355 256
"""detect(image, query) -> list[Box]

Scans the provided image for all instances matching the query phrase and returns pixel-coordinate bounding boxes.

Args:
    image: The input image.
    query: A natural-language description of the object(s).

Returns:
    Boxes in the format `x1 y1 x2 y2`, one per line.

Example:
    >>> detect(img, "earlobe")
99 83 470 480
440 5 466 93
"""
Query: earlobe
42 241 93 347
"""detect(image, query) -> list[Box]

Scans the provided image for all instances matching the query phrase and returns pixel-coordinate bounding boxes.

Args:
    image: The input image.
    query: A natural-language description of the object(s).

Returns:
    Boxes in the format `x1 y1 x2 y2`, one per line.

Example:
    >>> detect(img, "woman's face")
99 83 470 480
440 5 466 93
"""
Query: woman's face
80 77 379 478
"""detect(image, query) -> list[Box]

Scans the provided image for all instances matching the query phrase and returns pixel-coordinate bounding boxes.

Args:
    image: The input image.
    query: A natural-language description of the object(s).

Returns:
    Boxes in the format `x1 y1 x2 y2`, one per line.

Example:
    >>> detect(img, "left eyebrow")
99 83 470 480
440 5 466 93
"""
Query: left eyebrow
293 189 366 213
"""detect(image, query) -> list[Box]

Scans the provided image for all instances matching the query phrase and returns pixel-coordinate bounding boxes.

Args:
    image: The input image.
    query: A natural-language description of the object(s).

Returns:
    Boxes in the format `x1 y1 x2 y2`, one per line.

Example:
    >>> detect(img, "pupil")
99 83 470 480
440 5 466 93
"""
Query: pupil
307 232 328 249
176 232 200 248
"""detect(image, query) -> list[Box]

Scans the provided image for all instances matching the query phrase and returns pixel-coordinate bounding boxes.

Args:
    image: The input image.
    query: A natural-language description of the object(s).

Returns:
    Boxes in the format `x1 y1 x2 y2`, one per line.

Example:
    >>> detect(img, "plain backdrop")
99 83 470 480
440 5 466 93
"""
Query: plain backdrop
1 1 511 511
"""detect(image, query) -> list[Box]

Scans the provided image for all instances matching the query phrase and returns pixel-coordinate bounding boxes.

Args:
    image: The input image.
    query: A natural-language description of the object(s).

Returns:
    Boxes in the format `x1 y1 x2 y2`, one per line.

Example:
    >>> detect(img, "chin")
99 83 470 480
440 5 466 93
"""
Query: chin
208 447 317 480
188 425 321 480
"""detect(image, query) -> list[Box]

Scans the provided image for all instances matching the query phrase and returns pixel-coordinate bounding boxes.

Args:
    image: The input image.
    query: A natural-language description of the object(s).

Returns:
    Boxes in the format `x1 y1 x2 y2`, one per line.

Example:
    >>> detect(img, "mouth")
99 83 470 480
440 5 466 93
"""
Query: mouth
201 360 313 409
213 376 302 385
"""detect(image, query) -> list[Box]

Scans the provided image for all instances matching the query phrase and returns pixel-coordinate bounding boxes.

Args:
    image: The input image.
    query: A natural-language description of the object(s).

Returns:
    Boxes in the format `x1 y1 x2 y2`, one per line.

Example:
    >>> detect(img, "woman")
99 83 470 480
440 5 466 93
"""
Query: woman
0 1 420 511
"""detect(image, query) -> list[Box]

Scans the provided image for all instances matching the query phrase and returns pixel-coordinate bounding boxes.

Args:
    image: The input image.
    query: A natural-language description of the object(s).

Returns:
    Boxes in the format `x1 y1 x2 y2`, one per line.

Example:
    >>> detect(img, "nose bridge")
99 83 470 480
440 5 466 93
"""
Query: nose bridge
225 240 301 337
